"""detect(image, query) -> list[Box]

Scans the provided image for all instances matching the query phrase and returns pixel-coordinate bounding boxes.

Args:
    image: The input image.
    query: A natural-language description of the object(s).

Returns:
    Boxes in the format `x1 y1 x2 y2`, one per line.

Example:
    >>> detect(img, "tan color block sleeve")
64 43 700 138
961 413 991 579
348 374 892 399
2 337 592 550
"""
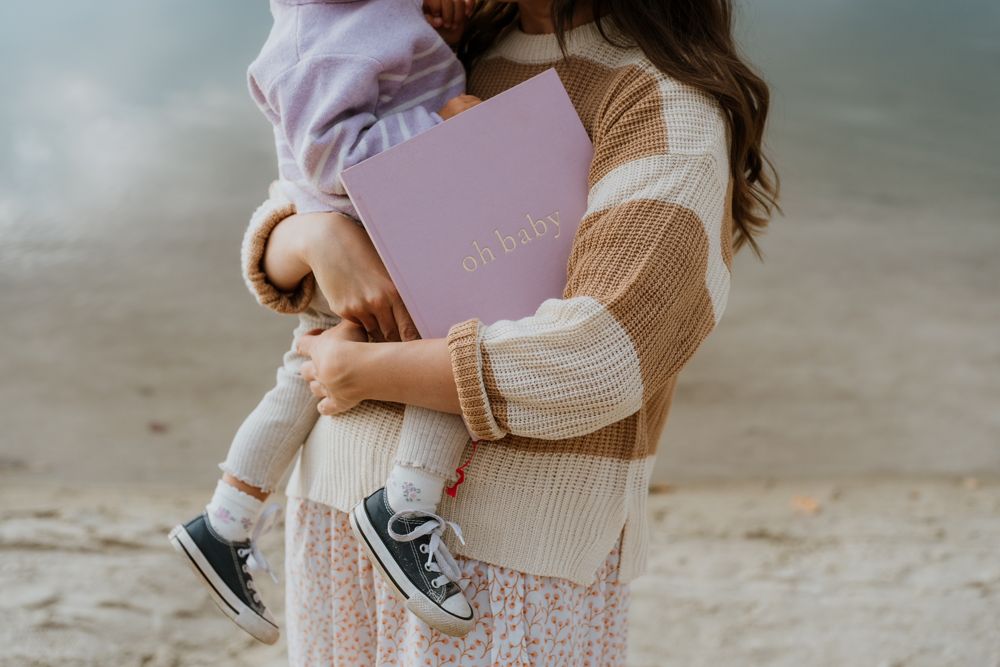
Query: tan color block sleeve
447 319 506 441
241 183 317 314
446 73 731 442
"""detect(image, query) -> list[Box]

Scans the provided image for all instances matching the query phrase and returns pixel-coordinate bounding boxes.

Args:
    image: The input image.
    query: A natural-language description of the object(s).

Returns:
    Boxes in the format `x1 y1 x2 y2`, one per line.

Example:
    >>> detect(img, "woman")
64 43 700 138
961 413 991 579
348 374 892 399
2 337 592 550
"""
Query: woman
242 0 777 662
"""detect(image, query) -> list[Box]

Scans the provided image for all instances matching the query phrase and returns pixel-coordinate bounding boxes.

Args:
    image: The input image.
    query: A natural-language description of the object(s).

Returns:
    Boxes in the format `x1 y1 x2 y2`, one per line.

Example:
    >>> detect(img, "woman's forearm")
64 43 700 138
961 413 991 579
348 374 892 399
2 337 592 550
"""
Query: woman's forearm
354 338 461 414
262 212 316 292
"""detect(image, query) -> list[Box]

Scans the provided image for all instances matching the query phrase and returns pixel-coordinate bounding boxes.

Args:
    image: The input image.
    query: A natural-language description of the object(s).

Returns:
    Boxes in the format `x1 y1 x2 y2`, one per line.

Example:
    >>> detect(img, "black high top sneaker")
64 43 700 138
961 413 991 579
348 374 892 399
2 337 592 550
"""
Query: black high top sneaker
168 513 279 644
350 488 475 637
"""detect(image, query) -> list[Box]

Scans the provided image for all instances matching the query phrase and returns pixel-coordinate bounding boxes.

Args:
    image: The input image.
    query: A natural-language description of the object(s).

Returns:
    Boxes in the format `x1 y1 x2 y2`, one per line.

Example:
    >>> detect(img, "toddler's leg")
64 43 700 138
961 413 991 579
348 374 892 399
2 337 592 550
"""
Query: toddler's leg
170 307 338 644
349 406 475 637
209 308 338 541
386 406 471 513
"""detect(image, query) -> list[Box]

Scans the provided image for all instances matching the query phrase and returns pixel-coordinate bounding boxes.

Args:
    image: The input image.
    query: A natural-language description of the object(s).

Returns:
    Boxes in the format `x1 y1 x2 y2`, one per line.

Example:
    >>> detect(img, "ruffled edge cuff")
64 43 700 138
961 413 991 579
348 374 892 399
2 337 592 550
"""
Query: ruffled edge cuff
446 319 506 441
240 185 316 314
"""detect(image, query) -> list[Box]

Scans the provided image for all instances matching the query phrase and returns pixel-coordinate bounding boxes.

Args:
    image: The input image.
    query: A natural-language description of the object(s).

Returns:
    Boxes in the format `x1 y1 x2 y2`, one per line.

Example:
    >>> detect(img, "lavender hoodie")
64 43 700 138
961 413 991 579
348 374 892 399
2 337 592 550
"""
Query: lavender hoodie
249 0 467 215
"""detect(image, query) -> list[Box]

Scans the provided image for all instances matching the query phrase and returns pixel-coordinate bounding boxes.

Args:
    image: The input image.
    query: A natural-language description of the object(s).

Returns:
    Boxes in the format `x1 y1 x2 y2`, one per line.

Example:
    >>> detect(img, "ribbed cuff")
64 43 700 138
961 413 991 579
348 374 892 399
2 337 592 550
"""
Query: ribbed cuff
241 189 316 314
393 407 470 480
446 319 506 441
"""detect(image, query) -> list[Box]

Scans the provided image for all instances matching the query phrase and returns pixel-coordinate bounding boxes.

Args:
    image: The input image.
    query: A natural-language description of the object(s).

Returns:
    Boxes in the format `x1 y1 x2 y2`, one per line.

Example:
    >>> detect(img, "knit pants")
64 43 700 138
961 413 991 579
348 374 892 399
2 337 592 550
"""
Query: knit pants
220 303 470 493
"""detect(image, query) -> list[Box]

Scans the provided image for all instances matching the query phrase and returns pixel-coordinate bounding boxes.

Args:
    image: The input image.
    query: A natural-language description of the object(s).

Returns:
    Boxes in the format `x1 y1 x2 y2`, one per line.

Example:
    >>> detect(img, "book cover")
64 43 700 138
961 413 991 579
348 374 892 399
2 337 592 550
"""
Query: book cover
341 68 593 339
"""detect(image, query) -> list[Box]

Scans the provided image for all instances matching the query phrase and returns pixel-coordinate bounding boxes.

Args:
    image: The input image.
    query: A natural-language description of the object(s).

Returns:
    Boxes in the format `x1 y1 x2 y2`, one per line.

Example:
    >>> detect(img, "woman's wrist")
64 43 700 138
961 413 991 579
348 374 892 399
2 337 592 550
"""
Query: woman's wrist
349 339 461 414
263 214 317 292
298 213 349 272
344 341 381 403
263 211 359 293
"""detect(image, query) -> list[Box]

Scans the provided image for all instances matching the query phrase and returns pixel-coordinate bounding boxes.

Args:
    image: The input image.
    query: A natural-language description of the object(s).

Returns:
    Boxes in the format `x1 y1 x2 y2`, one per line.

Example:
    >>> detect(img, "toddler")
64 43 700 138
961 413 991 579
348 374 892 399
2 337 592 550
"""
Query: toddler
169 0 481 643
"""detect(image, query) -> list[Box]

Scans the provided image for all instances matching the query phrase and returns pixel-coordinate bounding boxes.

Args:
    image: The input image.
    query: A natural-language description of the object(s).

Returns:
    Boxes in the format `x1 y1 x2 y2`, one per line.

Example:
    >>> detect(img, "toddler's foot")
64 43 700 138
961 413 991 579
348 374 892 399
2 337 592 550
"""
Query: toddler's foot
168 513 279 644
350 487 475 637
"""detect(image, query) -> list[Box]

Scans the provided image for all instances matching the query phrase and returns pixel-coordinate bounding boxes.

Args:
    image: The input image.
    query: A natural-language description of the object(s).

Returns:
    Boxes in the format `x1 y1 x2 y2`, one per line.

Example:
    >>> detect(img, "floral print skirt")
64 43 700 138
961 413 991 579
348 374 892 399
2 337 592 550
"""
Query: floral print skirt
284 497 630 666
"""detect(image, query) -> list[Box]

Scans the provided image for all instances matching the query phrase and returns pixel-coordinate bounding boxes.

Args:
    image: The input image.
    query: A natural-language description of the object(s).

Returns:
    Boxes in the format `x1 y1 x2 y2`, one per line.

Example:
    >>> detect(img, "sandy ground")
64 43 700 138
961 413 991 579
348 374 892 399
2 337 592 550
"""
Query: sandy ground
3 477 999 667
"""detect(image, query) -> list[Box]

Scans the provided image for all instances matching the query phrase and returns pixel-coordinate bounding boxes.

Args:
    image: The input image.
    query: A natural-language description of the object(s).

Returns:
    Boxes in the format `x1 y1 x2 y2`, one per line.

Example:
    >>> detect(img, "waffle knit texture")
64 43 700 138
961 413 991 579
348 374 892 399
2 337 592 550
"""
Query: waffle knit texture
241 20 735 584
248 0 466 216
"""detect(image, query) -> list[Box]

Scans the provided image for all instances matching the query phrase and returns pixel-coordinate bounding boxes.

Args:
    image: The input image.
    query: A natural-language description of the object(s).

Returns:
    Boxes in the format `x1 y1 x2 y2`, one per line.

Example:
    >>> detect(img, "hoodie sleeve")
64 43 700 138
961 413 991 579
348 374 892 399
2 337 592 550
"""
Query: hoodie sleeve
251 55 444 198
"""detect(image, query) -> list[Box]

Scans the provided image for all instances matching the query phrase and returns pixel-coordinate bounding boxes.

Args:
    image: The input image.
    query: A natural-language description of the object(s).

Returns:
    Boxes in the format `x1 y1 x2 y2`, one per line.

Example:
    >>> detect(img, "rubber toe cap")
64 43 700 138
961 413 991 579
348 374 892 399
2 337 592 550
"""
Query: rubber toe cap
442 592 473 619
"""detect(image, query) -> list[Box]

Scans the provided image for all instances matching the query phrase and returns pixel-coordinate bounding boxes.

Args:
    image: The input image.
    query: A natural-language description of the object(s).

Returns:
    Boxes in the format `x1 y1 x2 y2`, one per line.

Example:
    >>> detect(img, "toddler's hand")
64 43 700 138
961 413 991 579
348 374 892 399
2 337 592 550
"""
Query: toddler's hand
423 0 473 46
438 94 482 120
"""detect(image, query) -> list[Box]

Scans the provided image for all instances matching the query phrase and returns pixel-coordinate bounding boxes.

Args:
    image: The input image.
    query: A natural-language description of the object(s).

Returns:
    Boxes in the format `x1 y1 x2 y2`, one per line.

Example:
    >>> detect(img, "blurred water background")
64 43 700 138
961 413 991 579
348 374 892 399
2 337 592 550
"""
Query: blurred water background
1 0 998 485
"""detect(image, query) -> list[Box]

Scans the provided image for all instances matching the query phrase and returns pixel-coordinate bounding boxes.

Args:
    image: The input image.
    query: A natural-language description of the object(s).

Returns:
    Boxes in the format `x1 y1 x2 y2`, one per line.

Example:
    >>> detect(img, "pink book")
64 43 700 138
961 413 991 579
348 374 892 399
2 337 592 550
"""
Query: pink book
340 69 593 339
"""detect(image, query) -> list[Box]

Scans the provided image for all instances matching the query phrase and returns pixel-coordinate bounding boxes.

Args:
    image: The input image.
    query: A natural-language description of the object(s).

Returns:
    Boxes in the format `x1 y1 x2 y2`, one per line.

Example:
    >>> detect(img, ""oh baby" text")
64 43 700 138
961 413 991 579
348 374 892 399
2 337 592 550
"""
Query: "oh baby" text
461 211 562 273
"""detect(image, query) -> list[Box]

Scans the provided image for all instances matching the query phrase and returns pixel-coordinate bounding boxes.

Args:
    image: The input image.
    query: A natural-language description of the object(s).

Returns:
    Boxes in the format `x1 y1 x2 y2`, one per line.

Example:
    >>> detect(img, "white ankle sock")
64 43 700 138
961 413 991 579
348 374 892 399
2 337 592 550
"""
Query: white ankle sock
386 464 446 514
206 480 263 542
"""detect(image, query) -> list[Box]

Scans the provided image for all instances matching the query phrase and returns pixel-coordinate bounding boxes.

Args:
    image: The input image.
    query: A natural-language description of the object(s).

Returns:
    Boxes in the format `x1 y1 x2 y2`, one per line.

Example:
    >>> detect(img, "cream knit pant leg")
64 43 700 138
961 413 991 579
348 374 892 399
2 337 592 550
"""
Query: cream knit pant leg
220 307 339 492
394 407 471 482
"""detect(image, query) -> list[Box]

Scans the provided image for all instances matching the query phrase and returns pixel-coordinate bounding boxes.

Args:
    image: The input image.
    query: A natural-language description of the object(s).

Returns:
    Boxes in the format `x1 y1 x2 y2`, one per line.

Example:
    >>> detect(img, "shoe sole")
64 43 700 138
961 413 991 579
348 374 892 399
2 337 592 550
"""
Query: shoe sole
168 525 279 645
349 502 475 637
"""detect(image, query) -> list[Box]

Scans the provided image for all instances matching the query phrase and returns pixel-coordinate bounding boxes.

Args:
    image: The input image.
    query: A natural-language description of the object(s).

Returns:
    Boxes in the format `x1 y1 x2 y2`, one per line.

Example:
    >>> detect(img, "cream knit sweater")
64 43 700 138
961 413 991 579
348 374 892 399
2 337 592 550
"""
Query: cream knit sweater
241 21 734 585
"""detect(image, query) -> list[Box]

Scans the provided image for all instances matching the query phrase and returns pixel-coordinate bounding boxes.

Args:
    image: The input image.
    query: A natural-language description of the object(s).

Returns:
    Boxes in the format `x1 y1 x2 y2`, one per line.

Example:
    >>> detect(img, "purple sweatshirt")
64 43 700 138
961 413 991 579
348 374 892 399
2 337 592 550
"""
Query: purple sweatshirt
248 0 467 215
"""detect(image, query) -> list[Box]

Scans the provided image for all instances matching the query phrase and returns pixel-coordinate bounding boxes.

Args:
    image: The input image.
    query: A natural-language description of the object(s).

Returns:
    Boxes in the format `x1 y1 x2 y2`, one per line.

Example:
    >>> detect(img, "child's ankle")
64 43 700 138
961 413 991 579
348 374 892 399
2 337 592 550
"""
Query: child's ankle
207 479 265 542
385 465 446 514
222 473 269 502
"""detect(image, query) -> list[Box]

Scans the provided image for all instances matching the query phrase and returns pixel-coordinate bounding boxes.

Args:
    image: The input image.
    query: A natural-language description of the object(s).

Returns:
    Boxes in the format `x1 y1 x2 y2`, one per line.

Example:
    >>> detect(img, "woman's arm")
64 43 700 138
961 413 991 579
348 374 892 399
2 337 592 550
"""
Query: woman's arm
242 185 315 314
299 74 733 439
241 186 419 341
357 339 460 413
298 327 460 415
261 211 330 293
440 75 734 441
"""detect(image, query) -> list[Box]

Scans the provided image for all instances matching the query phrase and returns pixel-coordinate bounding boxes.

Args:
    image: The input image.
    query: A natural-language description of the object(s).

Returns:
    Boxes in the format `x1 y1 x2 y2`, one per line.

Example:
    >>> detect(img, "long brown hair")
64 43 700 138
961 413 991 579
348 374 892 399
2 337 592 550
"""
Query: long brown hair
459 0 779 255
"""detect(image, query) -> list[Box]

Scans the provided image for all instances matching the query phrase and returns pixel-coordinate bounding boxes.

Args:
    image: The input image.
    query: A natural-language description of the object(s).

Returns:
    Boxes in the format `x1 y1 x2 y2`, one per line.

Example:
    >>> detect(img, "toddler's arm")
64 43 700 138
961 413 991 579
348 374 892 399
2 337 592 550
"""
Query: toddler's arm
252 56 460 199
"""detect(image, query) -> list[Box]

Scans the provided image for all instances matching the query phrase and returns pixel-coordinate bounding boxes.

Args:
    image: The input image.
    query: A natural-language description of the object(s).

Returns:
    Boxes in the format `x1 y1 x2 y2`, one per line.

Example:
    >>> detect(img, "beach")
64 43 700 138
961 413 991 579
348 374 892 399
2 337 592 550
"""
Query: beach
4 478 999 666
1 0 998 664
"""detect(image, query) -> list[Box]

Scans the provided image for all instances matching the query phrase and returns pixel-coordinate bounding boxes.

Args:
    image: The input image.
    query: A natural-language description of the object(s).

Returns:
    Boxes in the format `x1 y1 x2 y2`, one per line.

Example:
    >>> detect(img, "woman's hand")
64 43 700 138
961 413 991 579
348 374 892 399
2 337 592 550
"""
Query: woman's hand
298 321 369 416
267 211 419 342
299 323 462 417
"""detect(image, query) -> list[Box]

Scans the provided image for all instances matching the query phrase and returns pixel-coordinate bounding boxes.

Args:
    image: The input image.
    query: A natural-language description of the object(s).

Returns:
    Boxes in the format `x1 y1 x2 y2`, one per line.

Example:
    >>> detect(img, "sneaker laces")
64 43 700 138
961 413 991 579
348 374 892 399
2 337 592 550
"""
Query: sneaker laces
236 504 282 598
387 510 465 589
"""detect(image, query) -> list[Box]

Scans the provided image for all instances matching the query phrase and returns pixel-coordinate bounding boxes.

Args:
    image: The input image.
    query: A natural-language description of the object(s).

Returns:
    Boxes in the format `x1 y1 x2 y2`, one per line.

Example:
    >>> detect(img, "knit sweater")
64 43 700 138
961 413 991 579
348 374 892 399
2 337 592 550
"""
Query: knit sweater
241 20 734 584
248 0 465 215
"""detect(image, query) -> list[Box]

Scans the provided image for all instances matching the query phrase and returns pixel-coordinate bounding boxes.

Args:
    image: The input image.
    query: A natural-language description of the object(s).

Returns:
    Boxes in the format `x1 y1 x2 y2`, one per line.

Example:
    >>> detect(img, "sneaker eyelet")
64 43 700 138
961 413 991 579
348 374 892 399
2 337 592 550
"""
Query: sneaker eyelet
419 544 429 553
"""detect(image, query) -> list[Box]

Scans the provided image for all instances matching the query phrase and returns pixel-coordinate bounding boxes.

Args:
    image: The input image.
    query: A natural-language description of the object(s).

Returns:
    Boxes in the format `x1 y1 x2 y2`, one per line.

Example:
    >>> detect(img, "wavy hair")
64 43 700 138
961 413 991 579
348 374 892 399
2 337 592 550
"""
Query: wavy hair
459 0 779 254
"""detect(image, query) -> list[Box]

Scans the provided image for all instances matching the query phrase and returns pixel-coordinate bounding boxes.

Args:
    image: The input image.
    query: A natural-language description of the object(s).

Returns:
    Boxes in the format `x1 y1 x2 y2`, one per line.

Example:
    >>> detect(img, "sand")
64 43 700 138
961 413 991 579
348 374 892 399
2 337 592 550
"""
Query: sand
3 478 999 667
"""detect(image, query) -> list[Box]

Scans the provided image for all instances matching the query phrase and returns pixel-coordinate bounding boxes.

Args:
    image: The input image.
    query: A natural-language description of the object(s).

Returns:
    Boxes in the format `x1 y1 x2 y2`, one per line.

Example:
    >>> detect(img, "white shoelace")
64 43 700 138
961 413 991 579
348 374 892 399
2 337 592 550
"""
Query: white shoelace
236 504 282 603
387 510 465 589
